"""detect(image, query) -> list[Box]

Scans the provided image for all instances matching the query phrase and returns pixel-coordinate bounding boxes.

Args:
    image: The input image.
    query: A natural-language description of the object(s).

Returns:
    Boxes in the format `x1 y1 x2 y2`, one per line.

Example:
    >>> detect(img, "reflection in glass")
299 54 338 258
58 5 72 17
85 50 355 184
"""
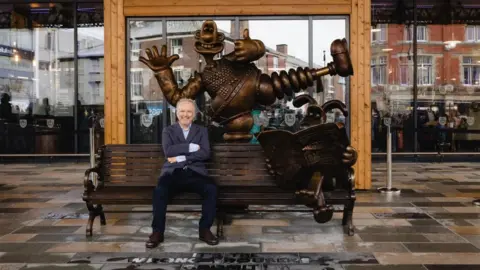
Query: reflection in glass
77 2 105 153
239 19 309 134
0 3 76 154
313 19 348 125
128 19 234 144
371 23 480 153
129 20 164 144
371 24 414 153
127 17 349 144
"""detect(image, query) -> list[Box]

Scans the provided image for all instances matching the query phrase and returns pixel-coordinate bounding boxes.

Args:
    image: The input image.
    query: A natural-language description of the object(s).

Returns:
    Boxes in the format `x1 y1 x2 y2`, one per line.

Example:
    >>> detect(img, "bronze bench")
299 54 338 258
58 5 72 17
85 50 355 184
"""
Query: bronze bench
82 143 356 238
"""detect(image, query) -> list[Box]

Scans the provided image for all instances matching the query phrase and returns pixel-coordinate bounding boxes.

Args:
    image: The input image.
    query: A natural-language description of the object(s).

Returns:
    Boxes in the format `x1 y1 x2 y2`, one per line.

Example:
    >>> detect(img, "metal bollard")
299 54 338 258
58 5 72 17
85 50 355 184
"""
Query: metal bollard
377 118 401 194
89 126 97 186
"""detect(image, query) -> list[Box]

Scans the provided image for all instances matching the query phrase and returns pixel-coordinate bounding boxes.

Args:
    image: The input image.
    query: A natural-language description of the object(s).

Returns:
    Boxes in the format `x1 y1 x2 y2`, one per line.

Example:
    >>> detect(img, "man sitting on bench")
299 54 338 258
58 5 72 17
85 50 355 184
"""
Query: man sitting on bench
146 98 219 248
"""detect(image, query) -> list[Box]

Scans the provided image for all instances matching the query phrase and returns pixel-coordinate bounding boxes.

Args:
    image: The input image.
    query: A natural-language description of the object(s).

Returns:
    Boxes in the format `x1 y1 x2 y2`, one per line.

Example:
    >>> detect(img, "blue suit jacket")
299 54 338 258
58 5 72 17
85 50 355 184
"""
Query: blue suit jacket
161 122 211 177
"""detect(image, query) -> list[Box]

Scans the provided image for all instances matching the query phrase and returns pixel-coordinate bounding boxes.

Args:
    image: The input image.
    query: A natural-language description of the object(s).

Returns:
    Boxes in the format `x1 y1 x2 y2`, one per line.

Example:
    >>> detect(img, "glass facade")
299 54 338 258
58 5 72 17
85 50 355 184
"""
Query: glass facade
371 22 480 155
127 16 349 144
0 2 104 155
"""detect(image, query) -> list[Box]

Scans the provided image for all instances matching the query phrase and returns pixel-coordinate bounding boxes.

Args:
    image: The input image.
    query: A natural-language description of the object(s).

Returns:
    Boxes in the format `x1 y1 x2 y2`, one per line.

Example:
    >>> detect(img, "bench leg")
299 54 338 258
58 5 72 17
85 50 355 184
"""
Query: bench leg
99 205 106 226
85 202 106 237
342 199 355 236
216 211 226 239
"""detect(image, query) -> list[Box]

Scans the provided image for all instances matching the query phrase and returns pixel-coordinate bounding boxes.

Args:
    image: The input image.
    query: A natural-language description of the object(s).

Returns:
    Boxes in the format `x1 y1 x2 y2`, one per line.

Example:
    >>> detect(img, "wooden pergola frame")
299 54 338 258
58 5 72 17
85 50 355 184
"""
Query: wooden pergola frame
102 0 372 189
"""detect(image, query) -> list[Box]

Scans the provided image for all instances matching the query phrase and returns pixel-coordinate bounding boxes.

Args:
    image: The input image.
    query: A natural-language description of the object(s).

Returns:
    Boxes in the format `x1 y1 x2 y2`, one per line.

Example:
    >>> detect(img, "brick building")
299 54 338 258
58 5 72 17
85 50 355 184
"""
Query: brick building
371 24 480 113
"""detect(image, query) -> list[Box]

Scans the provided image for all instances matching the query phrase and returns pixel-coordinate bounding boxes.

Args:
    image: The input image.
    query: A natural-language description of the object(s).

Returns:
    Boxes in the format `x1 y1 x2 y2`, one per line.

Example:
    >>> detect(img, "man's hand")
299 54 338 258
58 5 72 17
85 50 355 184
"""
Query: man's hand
167 157 177 163
189 143 200 153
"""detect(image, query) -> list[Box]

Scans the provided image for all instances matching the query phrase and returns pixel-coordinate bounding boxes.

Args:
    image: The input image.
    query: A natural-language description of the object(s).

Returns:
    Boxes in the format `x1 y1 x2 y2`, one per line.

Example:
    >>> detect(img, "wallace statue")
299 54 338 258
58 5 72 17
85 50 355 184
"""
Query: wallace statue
140 20 355 141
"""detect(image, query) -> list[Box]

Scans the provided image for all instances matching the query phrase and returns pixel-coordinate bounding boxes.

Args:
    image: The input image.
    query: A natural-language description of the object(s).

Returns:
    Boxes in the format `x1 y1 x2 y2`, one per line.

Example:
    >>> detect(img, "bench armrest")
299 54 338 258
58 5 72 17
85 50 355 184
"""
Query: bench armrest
83 167 100 193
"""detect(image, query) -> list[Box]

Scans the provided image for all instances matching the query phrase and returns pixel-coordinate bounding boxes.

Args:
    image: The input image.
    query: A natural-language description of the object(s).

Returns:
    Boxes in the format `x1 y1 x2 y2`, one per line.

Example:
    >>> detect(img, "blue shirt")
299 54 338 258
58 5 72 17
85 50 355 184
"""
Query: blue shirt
175 123 199 163
181 124 191 139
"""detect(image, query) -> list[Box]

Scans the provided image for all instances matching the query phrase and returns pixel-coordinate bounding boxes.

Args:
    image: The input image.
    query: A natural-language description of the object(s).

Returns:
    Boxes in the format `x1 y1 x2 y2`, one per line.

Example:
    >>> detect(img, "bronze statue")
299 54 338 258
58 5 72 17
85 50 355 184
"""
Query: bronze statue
140 19 354 141
256 96 357 224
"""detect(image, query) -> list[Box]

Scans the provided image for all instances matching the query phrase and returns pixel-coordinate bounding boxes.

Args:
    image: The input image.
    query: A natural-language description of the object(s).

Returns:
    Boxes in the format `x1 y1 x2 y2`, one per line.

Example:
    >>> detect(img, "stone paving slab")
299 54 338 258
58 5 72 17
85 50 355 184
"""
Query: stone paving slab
0 161 480 269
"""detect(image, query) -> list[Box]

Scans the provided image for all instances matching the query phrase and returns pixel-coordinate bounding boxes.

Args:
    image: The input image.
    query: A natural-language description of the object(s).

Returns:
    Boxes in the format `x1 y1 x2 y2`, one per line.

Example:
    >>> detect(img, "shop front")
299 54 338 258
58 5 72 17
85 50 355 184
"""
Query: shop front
0 1 105 156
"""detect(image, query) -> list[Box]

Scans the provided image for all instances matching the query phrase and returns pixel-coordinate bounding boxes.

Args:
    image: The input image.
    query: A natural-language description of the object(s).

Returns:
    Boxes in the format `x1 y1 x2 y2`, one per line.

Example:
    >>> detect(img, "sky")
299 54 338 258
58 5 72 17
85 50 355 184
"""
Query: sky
214 19 347 66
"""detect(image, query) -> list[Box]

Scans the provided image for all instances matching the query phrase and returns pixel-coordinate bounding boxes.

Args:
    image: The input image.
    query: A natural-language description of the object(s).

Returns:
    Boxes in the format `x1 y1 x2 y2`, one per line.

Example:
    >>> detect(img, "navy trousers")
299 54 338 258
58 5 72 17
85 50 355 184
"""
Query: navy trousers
151 168 217 233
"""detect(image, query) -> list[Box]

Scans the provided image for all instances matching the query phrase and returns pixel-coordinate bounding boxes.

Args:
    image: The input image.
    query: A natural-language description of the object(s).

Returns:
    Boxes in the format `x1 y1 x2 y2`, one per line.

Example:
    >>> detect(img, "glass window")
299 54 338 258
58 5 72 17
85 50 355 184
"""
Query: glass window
128 19 234 144
128 20 164 144
77 2 105 154
465 25 480 42
0 3 76 154
371 24 387 43
371 56 387 85
127 17 348 144
371 23 415 153
313 19 349 126
399 55 433 86
462 56 480 86
239 19 309 135
372 22 480 155
406 25 428 42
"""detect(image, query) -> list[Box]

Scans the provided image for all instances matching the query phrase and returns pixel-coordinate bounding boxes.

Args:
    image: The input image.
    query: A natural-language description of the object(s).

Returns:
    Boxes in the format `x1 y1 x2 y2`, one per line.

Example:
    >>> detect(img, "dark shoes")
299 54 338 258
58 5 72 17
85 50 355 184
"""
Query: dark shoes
199 228 219 246
145 232 164 248
146 229 219 248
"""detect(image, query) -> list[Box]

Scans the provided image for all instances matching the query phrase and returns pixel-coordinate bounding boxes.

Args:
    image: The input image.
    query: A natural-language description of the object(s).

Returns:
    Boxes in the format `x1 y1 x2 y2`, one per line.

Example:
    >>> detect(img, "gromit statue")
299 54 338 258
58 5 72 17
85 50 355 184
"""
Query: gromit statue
139 19 354 141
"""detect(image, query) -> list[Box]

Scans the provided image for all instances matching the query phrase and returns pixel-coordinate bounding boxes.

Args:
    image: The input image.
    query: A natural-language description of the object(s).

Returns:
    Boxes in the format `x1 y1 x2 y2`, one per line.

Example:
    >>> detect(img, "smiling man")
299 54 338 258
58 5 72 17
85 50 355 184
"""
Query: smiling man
146 98 219 248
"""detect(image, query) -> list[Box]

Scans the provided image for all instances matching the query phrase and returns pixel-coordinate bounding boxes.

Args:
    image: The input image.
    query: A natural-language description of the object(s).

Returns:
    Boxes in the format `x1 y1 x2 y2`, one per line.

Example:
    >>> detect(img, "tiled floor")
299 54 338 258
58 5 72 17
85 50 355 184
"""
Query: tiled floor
0 161 480 269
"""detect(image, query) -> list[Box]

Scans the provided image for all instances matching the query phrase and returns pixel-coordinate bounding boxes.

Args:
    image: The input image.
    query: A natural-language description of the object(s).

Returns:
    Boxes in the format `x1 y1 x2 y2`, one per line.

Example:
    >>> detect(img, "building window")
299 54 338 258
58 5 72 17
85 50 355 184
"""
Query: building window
371 24 387 43
91 59 100 71
465 25 480 42
463 57 480 85
400 56 433 85
405 25 427 42
273 56 279 69
131 70 143 96
371 56 387 85
131 42 140 61
170 38 183 56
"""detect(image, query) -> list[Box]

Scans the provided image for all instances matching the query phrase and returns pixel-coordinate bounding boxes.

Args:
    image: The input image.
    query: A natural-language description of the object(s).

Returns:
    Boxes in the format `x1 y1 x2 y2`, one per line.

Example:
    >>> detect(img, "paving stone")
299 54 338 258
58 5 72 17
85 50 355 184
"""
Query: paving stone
403 243 480 253
0 253 75 263
358 233 430 243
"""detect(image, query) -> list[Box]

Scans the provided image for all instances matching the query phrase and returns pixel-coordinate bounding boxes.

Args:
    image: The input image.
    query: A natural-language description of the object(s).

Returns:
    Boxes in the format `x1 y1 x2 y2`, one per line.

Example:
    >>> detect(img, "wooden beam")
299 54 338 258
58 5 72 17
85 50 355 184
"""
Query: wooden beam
117 0 127 144
104 0 112 144
124 5 351 16
124 0 350 6
350 0 371 190
104 0 126 144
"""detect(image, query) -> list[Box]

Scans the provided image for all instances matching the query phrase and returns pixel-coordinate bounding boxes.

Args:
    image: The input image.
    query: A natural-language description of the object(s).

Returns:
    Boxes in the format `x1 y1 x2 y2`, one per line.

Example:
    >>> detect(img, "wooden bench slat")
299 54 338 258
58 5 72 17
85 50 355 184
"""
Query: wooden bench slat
96 186 292 192
102 158 267 165
103 175 275 184
104 144 263 151
104 168 270 175
104 163 267 170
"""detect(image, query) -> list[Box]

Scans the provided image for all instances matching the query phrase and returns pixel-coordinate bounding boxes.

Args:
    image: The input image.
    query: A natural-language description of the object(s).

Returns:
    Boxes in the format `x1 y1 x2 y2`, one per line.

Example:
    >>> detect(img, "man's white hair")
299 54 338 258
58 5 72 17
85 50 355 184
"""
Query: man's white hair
176 98 197 113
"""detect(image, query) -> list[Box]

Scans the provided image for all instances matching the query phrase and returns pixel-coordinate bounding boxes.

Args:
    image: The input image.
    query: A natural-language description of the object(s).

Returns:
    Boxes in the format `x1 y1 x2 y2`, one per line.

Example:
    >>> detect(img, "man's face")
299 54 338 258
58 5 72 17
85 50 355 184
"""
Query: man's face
176 101 195 127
